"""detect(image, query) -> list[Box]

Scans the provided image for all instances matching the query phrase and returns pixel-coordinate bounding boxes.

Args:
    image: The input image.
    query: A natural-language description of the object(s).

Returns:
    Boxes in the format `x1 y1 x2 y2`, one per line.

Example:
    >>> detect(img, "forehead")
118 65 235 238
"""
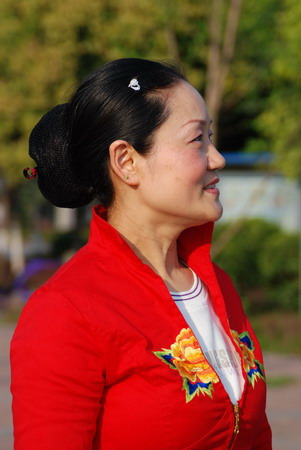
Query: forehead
166 81 209 126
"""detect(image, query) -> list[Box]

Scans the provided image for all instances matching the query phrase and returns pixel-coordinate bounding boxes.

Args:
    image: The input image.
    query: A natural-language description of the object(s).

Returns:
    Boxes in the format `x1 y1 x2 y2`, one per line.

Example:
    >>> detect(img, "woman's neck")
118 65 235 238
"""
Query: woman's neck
107 205 194 292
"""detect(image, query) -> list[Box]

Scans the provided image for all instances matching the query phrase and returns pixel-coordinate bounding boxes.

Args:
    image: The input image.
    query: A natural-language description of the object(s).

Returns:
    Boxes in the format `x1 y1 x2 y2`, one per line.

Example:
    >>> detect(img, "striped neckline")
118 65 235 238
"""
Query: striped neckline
170 271 203 301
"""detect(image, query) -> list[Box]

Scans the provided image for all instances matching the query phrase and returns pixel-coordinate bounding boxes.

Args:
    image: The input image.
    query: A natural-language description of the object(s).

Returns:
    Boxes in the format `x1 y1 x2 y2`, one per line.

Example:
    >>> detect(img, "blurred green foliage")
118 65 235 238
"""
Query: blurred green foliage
49 228 89 258
247 0 301 176
250 312 301 354
0 0 300 187
213 218 299 313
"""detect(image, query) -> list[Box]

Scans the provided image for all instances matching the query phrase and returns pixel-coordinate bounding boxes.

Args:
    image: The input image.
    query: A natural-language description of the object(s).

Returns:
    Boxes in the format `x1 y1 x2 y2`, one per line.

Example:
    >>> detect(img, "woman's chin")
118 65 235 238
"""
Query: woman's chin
211 204 223 222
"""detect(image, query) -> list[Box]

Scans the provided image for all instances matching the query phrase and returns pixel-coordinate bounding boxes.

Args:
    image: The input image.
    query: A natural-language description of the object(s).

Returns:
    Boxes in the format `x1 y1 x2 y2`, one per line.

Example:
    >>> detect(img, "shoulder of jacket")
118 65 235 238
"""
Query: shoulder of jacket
212 262 234 286
212 262 246 311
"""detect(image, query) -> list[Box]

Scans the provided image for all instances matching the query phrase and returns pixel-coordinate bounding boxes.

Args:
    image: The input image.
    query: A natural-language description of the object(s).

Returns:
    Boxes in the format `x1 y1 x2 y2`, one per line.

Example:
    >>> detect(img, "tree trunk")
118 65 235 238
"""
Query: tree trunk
165 27 181 65
205 0 242 144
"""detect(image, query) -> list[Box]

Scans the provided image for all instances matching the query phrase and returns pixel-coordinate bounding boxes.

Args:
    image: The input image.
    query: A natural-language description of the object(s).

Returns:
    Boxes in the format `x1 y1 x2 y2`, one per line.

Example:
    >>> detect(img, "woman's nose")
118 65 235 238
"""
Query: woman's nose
208 144 226 170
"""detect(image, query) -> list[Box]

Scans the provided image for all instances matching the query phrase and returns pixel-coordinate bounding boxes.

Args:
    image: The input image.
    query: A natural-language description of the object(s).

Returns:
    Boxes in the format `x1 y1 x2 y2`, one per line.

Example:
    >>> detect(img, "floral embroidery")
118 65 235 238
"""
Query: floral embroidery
231 330 265 387
153 328 219 403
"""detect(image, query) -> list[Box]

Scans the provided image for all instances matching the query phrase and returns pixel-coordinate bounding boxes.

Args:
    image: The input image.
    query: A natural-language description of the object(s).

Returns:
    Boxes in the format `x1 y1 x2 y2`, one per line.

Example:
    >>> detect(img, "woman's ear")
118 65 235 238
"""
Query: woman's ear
109 140 140 185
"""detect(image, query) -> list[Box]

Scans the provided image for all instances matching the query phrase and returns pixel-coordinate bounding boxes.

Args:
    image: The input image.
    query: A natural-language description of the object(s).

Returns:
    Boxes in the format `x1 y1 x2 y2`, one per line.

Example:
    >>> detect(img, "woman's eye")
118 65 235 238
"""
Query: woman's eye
192 135 203 142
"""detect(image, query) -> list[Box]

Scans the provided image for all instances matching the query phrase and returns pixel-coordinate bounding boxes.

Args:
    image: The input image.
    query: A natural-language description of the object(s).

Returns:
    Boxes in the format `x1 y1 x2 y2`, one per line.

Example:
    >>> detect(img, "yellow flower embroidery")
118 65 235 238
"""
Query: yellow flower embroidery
154 328 219 402
231 330 265 387
170 328 219 385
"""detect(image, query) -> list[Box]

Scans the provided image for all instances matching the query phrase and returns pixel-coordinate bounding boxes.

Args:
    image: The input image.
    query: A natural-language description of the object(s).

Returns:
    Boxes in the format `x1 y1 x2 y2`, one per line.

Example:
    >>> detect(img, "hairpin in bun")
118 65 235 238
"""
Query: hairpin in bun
23 167 38 179
128 78 140 91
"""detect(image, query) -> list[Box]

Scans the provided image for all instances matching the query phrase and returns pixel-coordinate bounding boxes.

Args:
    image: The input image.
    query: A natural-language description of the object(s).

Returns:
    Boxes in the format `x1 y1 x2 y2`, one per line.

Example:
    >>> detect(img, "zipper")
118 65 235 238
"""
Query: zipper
227 403 240 449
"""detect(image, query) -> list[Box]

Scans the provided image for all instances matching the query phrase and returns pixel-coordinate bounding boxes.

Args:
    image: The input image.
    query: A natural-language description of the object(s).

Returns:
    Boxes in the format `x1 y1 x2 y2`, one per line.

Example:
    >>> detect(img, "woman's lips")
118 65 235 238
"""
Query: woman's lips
203 178 220 194
203 185 220 194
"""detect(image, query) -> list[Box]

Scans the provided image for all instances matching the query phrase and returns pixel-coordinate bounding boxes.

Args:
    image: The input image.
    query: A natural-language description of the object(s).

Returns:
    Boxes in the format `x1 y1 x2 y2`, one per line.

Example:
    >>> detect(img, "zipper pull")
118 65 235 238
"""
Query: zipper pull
233 403 240 434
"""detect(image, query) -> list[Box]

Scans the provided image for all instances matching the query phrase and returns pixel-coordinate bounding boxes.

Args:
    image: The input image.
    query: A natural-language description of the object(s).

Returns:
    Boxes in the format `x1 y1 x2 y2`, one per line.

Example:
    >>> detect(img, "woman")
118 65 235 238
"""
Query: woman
11 58 272 449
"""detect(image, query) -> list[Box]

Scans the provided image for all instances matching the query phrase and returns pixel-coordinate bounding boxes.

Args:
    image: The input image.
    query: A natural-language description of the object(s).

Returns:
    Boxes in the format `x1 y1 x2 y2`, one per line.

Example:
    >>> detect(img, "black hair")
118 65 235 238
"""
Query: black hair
29 58 186 208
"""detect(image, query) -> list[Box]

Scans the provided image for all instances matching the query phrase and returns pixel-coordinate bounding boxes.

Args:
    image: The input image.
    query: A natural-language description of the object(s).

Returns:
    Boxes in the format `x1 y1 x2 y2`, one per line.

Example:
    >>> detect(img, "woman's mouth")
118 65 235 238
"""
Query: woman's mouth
203 178 220 195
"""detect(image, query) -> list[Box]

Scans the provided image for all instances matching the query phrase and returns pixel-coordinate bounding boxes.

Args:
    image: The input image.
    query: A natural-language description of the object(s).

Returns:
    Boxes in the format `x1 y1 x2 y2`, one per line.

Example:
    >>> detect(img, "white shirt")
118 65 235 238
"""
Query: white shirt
170 270 244 404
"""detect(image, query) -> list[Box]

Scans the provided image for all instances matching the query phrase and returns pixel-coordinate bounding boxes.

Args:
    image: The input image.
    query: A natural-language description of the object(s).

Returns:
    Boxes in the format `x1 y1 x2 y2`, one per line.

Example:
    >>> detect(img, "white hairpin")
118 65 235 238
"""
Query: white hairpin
128 78 140 91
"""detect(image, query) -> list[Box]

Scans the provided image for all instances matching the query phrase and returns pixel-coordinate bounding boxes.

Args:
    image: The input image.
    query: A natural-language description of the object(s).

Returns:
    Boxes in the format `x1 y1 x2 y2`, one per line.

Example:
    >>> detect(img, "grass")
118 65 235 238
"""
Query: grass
249 312 301 355
0 293 24 324
267 375 297 387
0 307 23 324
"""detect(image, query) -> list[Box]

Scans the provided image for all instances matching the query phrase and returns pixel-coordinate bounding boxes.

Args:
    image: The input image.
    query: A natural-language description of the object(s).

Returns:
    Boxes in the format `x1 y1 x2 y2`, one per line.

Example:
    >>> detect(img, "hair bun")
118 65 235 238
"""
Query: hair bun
29 104 95 208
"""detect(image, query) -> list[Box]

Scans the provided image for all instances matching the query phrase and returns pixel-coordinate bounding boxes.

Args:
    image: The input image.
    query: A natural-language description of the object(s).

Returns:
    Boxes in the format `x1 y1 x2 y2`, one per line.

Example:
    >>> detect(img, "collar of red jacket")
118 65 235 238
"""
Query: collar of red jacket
89 206 230 334
89 205 214 267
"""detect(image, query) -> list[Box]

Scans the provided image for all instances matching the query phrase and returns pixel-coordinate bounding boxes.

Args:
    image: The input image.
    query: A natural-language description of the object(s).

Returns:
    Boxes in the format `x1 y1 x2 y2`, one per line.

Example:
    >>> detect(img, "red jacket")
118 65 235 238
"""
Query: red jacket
11 206 272 449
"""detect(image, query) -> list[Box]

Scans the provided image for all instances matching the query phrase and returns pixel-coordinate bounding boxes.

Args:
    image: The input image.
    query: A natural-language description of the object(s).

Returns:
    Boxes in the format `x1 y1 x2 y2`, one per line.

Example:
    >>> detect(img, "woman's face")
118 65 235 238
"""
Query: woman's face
136 81 226 229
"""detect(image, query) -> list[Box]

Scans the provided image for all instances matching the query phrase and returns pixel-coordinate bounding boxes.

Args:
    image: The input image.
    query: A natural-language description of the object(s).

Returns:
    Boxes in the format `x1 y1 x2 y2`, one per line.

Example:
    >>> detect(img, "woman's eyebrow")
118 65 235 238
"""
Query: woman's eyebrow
181 119 212 128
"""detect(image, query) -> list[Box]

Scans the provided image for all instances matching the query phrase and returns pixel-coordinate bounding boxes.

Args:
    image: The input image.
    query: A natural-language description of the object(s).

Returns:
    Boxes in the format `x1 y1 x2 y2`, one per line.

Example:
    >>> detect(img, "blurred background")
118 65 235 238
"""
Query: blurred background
0 0 300 448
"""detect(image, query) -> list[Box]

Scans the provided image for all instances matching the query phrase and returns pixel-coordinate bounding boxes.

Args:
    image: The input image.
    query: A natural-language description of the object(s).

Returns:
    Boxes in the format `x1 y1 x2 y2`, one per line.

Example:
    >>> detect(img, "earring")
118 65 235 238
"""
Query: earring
124 175 129 180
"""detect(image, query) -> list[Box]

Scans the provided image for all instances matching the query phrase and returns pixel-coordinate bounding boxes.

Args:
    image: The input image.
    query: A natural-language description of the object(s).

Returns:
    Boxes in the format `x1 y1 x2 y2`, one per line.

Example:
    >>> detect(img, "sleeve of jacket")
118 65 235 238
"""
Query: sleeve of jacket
10 288 105 450
251 412 272 449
